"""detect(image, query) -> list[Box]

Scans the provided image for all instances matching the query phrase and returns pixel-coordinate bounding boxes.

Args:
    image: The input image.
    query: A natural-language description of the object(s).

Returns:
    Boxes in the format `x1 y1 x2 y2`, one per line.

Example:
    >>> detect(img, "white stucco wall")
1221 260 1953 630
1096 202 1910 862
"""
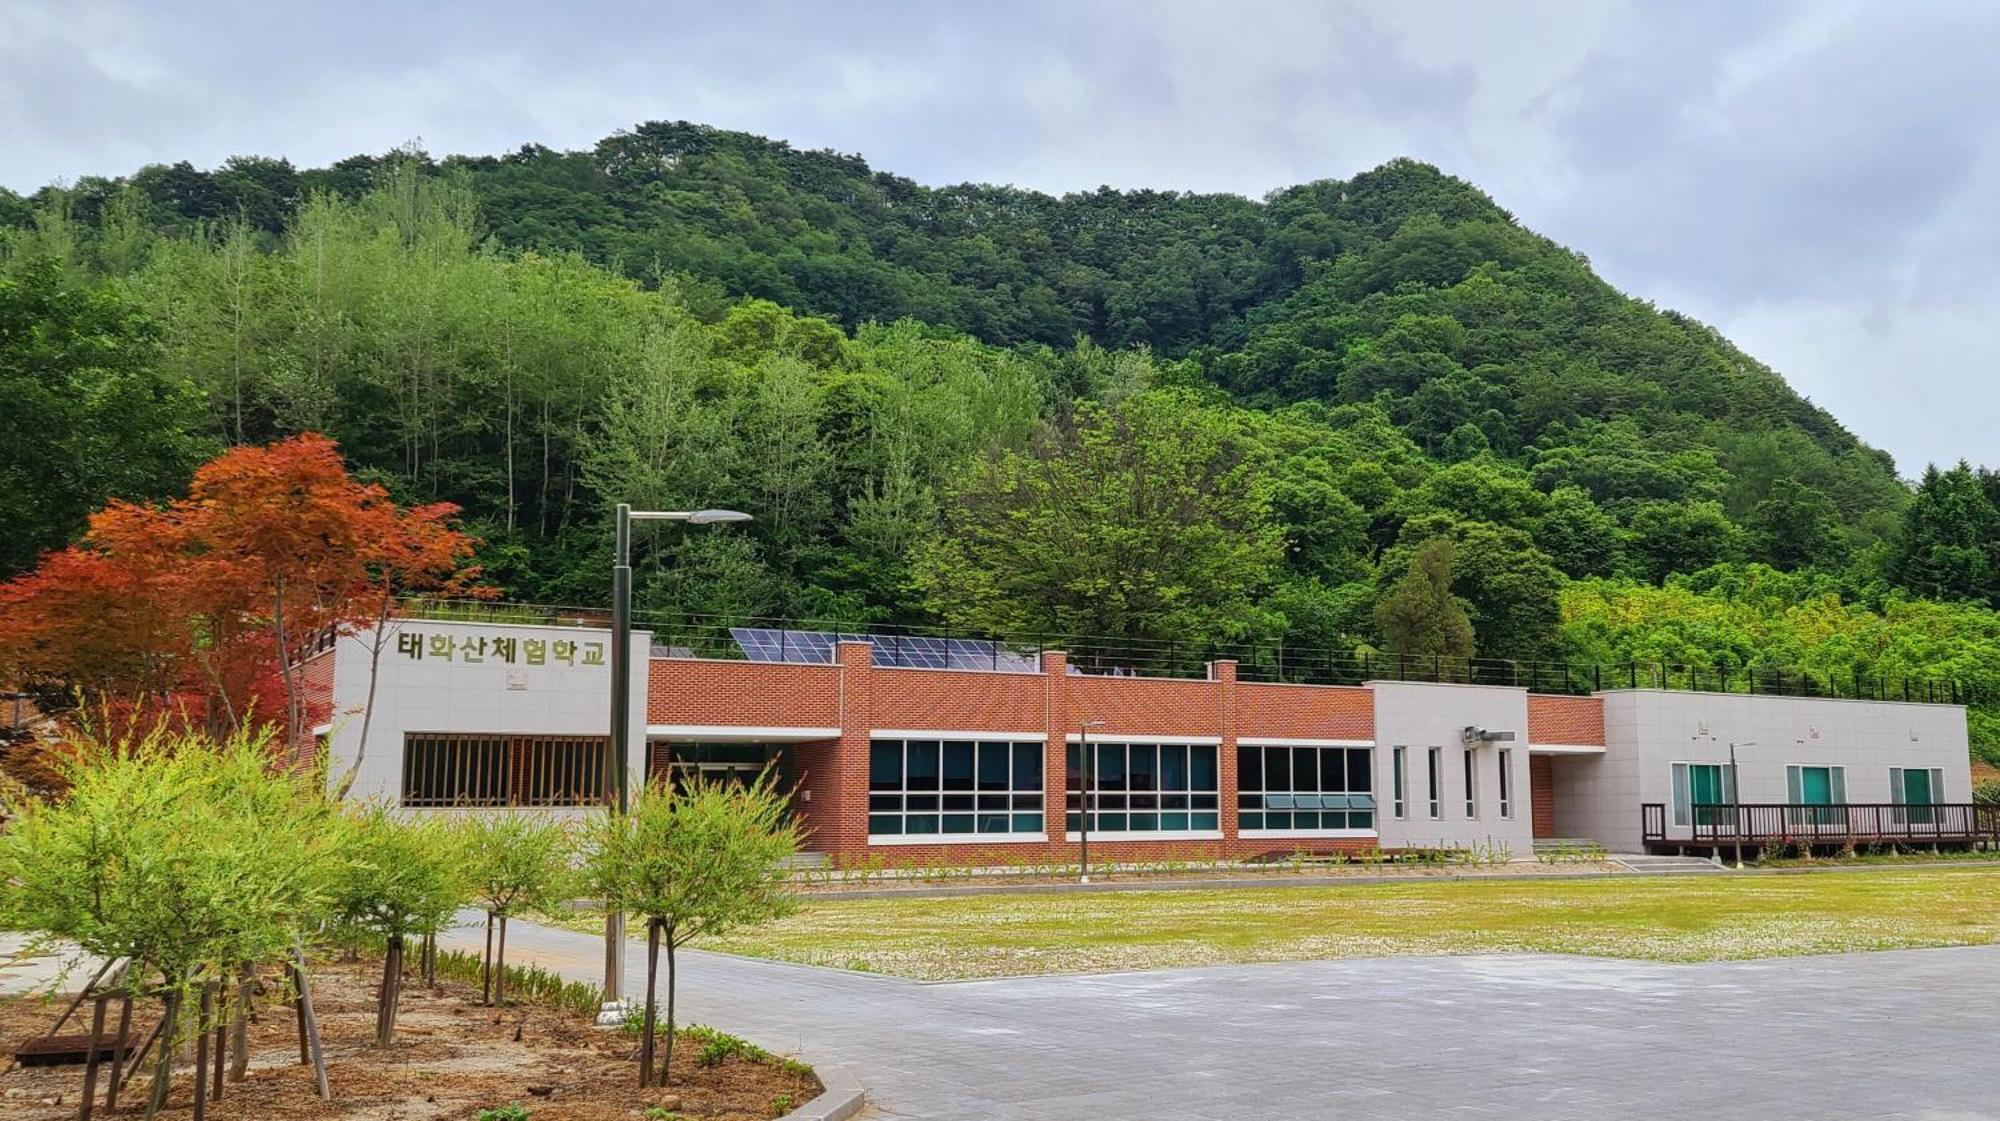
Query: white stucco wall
1371 681 1538 859
1552 690 1971 850
322 618 650 816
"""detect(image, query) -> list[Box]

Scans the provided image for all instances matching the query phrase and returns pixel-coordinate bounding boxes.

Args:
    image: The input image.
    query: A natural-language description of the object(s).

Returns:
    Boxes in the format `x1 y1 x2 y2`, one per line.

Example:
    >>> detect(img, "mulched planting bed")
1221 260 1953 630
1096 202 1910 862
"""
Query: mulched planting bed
0 956 818 1120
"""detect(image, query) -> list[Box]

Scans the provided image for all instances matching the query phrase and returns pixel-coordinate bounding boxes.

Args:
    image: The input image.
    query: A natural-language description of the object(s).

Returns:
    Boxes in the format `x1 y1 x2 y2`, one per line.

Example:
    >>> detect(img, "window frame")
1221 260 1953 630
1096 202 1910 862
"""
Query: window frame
1236 743 1378 838
1427 747 1443 820
1497 747 1513 820
1391 746 1407 820
1462 747 1479 819
869 736 1048 844
1065 739 1222 840
401 732 610 808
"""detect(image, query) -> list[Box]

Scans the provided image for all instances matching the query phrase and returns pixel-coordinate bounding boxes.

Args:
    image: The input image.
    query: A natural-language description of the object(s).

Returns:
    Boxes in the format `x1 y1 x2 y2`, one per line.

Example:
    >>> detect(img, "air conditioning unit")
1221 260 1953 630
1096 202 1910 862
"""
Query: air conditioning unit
1462 726 1517 745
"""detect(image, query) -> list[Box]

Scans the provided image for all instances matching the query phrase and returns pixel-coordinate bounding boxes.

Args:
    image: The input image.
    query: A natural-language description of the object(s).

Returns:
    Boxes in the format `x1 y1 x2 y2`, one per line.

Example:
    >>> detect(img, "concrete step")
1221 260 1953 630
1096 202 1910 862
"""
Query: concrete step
1532 837 1601 851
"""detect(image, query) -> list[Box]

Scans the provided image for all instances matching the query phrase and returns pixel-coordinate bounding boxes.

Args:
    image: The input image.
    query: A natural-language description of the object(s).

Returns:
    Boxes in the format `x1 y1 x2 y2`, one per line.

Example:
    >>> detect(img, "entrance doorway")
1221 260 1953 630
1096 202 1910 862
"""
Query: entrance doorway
648 741 791 803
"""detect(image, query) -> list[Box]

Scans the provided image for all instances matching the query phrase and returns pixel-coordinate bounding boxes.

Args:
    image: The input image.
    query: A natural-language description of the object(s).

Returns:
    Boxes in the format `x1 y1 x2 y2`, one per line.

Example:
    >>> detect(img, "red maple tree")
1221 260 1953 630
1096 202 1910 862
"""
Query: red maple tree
0 434 486 753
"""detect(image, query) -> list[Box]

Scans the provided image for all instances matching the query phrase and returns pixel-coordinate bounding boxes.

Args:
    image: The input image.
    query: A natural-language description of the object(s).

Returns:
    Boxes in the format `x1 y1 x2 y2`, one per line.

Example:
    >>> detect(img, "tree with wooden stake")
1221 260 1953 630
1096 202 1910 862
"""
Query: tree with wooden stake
585 773 798 1088
458 813 575 1006
330 807 465 1046
0 726 342 1121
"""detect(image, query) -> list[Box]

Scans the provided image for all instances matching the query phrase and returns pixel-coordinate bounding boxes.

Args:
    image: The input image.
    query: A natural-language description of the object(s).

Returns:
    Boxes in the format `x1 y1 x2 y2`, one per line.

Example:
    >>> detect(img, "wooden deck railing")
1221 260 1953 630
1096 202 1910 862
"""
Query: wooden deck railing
1641 802 2000 846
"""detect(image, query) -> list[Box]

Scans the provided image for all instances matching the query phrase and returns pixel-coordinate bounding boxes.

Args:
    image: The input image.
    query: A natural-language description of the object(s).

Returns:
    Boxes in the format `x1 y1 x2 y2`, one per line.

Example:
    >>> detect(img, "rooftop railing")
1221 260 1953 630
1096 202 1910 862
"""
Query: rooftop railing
385 599 1973 705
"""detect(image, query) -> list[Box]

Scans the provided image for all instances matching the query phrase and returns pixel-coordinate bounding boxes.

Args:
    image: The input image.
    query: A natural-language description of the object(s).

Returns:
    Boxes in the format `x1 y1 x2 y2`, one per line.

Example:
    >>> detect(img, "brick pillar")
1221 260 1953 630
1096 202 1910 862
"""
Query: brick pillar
1213 659 1239 850
830 640 874 860
1041 649 1070 852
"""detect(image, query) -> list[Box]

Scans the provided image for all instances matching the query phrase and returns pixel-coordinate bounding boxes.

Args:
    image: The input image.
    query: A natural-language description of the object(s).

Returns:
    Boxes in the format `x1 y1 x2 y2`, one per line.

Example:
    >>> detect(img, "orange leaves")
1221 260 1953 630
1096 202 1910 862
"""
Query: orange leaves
0 433 484 735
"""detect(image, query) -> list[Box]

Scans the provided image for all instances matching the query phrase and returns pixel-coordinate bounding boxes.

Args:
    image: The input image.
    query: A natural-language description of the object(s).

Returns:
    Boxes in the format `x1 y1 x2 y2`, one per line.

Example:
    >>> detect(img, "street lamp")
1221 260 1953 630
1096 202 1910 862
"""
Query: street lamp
603 504 752 1008
1077 719 1105 884
1728 741 1755 870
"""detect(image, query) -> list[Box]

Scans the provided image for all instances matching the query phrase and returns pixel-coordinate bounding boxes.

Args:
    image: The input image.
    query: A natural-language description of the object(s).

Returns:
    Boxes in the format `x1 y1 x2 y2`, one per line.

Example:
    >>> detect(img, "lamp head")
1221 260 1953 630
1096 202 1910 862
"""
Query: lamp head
686 509 753 525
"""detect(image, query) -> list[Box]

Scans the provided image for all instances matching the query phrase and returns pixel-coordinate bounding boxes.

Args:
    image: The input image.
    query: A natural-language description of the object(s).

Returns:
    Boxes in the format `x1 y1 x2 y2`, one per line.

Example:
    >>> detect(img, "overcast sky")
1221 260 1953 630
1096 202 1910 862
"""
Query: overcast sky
5 0 1995 478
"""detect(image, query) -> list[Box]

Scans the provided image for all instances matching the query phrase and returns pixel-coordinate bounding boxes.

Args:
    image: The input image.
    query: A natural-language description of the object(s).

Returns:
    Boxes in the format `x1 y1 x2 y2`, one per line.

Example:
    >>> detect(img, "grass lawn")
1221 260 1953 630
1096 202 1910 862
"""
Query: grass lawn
689 866 2000 980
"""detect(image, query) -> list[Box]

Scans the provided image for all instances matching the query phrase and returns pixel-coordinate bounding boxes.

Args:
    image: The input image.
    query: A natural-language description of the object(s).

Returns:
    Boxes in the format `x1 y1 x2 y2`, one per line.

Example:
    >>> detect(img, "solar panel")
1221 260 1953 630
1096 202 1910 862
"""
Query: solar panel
730 627 1038 672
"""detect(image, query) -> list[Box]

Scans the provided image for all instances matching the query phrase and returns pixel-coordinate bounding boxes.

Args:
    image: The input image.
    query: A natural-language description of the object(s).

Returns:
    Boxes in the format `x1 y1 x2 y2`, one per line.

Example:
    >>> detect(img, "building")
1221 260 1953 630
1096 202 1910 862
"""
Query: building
300 614 1992 863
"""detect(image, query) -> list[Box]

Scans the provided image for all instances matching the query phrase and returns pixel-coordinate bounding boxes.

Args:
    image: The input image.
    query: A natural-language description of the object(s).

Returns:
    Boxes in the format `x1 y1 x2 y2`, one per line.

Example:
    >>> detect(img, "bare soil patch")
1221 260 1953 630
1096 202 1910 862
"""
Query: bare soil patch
0 956 818 1120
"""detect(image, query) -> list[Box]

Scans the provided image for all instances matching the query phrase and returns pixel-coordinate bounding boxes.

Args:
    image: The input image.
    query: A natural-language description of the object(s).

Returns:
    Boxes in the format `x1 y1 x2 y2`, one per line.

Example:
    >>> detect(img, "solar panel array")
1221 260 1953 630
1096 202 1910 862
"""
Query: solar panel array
730 627 1038 672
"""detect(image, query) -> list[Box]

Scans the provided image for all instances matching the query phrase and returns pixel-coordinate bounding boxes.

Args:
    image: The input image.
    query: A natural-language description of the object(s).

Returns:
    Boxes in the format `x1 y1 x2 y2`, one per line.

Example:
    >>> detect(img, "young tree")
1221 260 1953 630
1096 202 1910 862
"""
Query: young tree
0 726 340 1119
1374 536 1476 661
587 774 799 1087
459 813 575 1005
331 807 465 1045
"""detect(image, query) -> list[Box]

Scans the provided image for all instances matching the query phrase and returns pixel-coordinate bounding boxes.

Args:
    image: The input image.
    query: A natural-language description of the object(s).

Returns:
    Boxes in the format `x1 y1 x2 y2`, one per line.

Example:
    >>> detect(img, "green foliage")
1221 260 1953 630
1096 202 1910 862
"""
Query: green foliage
0 255 213 576
588 773 800 1085
0 725 339 985
1374 537 1475 659
1559 566 2000 765
476 1103 533 1121
1888 462 1998 603
331 806 466 942
914 390 1286 646
459 813 575 918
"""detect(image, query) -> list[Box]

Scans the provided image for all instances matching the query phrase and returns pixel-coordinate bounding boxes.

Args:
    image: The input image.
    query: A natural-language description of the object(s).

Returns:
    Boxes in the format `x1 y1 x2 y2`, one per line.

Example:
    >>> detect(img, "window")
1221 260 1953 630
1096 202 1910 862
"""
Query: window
1786 764 1846 825
402 733 609 807
1463 748 1479 819
1427 747 1442 819
1238 746 1376 833
1670 762 1735 827
1391 746 1407 819
1891 766 1947 825
1497 748 1513 819
1067 741 1219 835
869 738 1043 837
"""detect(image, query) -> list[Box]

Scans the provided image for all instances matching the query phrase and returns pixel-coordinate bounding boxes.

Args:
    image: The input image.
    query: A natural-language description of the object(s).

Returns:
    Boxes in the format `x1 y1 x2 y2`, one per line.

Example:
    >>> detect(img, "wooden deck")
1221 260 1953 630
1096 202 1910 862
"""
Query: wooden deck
1642 802 2000 854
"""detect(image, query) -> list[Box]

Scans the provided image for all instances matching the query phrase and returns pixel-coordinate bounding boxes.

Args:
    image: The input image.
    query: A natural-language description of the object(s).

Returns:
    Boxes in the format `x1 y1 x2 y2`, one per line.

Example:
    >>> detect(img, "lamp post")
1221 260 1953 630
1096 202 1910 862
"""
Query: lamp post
1077 719 1105 884
1728 741 1755 870
603 504 751 1008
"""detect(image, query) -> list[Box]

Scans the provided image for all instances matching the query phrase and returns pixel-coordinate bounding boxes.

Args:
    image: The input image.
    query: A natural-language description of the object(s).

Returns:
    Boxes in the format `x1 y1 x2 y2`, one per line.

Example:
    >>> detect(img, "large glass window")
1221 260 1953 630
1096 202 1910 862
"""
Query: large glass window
1066 741 1220 834
869 738 1044 837
1237 745 1376 832
1497 748 1514 819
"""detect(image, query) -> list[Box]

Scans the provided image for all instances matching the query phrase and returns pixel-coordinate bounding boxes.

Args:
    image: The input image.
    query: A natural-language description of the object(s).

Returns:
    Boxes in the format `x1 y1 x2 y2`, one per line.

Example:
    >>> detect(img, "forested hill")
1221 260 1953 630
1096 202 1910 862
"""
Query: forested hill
18 119 2000 759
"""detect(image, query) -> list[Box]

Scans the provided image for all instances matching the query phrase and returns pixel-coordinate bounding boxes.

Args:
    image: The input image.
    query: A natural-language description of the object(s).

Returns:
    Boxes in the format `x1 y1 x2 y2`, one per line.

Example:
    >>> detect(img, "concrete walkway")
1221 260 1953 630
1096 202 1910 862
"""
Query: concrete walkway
440 914 2000 1120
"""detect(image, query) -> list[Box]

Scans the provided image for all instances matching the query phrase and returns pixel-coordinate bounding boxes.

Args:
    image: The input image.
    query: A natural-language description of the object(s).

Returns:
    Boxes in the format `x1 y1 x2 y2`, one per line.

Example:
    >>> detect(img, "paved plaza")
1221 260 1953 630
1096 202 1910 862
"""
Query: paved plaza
443 914 2000 1120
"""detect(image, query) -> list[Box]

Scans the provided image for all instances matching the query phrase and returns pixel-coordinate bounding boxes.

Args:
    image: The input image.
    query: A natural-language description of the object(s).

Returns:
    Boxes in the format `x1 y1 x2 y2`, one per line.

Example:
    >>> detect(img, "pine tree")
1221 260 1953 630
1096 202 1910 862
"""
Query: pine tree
1375 537 1476 659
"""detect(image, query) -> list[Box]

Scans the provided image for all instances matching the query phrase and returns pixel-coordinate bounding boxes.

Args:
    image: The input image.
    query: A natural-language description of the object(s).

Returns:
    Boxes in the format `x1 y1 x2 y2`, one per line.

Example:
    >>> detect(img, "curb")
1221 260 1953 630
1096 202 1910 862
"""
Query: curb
779 1064 865 1121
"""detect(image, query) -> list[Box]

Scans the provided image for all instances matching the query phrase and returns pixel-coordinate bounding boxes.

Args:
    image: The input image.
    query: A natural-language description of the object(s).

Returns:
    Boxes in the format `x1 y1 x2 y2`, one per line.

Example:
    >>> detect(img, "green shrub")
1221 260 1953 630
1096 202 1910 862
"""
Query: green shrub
1975 778 2000 806
477 1104 532 1121
771 1092 797 1116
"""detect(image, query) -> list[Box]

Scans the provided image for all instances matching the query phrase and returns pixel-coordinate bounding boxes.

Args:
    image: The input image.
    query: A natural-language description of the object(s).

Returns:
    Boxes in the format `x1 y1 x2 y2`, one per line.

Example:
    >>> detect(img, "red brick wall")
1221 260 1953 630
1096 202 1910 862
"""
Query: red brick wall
1530 754 1556 839
646 659 840 728
869 666 1044 731
291 649 336 769
1527 695 1605 747
1235 682 1373 740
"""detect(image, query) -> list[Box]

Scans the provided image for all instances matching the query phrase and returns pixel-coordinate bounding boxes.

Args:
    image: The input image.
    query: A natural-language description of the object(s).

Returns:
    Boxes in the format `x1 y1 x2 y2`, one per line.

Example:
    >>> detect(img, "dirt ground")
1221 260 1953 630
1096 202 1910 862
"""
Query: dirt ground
0 957 819 1120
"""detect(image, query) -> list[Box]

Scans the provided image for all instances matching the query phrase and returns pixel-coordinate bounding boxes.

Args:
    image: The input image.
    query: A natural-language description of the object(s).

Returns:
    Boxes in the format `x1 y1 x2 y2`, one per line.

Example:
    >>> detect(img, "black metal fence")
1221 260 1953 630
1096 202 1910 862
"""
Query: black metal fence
391 599 1972 704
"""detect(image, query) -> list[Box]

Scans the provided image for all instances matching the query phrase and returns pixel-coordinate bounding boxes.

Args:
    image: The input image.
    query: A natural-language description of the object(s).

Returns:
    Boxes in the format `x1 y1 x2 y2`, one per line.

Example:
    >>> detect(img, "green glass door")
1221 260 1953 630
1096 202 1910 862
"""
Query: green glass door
1902 768 1936 825
1690 764 1727 827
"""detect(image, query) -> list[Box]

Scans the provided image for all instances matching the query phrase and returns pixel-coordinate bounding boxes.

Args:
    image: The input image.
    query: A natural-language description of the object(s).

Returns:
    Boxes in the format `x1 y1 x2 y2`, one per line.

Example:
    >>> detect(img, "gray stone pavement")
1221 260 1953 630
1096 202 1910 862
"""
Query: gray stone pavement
441 914 2000 1120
